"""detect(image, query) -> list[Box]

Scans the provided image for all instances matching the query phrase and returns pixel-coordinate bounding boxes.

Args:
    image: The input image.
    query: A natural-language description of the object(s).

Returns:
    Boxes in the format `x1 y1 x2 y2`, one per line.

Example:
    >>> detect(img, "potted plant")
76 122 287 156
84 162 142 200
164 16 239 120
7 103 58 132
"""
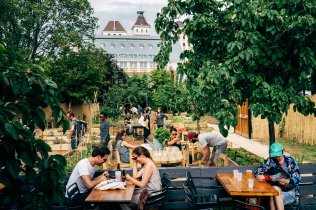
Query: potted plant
153 128 170 150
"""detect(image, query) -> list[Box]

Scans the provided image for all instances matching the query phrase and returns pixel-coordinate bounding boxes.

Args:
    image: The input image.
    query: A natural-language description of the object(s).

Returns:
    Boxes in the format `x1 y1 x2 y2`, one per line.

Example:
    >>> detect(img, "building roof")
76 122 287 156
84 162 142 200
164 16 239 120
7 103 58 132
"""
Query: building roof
102 21 127 33
94 35 182 62
132 11 150 28
176 21 184 28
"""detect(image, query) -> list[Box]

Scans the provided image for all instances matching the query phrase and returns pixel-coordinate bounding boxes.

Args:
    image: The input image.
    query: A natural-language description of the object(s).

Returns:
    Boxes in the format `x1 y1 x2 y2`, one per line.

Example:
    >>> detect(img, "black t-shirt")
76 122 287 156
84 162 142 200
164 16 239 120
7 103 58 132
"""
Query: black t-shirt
124 116 131 125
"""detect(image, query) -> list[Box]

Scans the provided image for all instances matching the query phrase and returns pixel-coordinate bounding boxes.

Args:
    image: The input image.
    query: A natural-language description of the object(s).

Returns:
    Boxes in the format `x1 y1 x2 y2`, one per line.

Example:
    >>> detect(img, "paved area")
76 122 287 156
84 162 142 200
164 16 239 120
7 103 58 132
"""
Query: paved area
208 123 271 159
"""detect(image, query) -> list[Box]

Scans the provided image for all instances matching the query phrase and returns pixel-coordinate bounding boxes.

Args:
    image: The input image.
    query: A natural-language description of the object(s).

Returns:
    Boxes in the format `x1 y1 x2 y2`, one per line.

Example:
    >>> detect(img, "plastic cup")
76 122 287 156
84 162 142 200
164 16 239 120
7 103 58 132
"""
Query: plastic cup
248 179 254 188
233 169 239 179
237 172 242 181
246 170 253 179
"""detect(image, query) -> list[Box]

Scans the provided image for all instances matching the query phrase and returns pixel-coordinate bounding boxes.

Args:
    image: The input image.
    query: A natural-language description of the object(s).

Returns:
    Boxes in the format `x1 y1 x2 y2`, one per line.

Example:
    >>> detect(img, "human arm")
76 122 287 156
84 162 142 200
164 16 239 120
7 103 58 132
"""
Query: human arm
81 171 108 189
121 141 136 149
126 164 154 188
68 123 75 140
166 137 180 146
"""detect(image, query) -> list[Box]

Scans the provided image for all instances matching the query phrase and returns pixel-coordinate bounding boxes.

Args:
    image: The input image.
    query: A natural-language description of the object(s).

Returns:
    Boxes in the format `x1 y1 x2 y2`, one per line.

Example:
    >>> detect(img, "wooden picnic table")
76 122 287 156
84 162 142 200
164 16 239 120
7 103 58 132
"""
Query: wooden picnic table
216 173 279 197
85 183 135 204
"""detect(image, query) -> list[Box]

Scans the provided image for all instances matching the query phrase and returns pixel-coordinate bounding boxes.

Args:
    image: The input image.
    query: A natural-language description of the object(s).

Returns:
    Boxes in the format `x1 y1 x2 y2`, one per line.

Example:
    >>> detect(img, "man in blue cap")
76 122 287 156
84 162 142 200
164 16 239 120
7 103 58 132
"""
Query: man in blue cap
255 143 301 210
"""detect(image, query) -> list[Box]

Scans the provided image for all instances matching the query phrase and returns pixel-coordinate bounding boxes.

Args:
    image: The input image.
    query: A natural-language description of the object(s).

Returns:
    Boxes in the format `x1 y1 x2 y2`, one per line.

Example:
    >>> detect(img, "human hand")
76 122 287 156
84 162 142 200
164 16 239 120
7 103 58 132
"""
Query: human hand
125 174 132 181
102 171 109 179
256 175 265 181
279 179 290 185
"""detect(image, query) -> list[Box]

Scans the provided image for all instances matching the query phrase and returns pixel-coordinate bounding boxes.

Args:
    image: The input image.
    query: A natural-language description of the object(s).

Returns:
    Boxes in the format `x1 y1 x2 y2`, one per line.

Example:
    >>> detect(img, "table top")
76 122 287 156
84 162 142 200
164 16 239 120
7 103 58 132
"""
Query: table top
85 183 135 203
216 173 279 197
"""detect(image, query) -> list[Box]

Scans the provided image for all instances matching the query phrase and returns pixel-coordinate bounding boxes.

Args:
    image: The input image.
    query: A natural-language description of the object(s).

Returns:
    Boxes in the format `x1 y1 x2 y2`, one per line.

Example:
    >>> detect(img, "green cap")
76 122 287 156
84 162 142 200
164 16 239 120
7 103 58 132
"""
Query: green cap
270 143 283 157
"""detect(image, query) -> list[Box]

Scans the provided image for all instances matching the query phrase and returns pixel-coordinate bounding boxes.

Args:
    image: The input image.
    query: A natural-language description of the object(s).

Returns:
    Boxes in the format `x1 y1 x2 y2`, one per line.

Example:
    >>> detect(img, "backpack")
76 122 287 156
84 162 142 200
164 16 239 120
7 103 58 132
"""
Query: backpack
74 120 87 138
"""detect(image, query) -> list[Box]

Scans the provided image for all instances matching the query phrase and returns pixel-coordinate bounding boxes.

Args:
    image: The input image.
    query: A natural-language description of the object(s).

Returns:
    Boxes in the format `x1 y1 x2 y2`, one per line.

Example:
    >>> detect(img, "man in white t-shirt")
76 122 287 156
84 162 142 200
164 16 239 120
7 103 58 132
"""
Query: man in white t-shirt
65 144 111 205
187 131 227 166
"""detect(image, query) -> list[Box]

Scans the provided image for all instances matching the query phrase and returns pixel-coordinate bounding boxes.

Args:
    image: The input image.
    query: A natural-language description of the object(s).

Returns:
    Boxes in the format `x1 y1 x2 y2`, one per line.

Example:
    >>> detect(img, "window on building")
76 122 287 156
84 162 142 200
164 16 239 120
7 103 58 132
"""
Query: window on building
139 44 144 49
148 44 153 49
120 43 125 49
119 54 127 58
140 62 147 68
130 61 137 68
100 43 105 48
119 61 128 68
183 43 186 47
129 54 137 59
141 29 143 33
130 44 134 49
150 62 156 68
111 43 115 48
136 29 138 32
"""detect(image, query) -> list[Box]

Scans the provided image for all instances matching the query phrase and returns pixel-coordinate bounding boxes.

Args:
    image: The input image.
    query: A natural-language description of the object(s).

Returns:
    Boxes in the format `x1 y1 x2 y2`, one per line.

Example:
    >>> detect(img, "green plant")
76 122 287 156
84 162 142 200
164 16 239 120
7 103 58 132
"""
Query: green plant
154 128 170 145
226 148 264 166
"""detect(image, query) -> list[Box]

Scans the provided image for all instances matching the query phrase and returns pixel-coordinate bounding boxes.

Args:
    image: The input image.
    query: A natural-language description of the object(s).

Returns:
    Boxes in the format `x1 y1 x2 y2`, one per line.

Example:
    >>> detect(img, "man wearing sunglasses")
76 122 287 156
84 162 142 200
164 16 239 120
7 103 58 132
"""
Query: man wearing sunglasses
255 143 300 210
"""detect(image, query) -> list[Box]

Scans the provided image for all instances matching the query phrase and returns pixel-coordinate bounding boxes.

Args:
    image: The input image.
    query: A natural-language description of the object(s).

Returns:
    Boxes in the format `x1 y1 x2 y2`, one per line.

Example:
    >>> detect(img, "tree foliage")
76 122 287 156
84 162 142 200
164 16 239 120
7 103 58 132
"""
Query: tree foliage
0 0 97 64
155 0 316 142
0 43 68 208
47 46 127 105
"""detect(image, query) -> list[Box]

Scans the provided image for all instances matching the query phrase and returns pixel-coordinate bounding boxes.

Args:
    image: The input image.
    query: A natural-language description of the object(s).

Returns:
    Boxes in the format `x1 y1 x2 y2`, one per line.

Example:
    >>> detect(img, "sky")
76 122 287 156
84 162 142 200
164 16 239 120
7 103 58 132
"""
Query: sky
89 0 168 35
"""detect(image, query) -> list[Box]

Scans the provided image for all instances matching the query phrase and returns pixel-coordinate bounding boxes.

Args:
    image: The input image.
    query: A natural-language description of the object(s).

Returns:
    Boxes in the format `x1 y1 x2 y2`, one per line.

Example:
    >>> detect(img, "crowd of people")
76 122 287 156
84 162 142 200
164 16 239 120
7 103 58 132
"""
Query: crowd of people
65 107 300 210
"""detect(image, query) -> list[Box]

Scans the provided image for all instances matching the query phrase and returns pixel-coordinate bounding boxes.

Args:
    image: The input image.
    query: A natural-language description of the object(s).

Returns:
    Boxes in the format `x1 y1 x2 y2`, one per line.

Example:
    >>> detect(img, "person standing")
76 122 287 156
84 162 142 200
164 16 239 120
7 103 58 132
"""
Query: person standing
67 112 79 150
65 144 110 205
124 112 133 135
143 107 151 143
100 112 110 145
156 107 168 128
137 104 144 114
187 131 227 166
255 143 300 210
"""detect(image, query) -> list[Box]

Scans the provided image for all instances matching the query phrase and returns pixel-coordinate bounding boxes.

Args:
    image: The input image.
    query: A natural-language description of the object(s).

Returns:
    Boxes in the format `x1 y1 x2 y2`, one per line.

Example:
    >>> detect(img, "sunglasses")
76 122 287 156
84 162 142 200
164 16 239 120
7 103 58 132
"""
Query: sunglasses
132 156 139 160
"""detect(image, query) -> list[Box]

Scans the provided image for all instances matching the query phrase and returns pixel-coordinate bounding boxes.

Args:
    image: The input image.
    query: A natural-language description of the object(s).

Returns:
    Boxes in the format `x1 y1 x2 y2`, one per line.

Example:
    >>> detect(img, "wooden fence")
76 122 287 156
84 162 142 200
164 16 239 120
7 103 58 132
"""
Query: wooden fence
43 103 100 129
252 95 316 145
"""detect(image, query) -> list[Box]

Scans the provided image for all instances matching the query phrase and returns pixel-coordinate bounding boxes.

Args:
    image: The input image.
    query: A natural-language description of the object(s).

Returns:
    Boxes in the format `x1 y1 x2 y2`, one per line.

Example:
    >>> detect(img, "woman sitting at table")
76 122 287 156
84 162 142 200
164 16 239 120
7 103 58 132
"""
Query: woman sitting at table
166 127 182 151
115 130 136 163
125 146 162 205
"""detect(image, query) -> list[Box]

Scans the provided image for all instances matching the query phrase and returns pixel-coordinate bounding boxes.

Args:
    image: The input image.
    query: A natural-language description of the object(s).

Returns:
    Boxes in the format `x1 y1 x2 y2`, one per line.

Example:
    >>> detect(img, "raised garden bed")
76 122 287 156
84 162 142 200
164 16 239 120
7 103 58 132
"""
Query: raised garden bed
226 148 264 166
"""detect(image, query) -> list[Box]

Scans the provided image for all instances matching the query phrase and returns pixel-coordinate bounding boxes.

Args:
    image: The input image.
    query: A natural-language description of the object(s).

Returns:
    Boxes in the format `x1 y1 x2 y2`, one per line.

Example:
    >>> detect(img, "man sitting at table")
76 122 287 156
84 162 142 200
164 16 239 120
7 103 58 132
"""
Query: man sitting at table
255 143 300 210
187 131 227 166
65 144 110 204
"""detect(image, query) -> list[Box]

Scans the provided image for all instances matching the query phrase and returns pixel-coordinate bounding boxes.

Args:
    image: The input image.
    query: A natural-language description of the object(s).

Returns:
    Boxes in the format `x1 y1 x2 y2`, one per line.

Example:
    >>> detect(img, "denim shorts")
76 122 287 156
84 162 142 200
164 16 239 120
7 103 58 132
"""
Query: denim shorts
283 189 296 205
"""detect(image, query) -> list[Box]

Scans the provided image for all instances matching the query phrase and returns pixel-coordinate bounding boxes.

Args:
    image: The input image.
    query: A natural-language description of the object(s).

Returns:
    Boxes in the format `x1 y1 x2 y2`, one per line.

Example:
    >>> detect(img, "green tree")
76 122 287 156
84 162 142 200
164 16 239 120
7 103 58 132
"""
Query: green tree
155 0 316 144
0 44 68 208
47 46 127 104
0 0 96 64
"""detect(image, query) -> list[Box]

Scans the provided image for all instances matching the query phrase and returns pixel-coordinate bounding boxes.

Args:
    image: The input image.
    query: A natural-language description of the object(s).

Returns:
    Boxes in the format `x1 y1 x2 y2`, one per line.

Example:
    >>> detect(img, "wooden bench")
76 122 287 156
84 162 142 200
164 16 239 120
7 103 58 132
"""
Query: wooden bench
155 163 316 209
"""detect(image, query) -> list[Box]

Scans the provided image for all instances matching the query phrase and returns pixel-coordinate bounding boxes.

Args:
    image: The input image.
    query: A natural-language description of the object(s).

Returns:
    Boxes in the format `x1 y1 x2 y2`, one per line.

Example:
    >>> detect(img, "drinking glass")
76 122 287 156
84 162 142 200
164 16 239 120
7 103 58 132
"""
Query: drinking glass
233 169 239 179
248 178 254 188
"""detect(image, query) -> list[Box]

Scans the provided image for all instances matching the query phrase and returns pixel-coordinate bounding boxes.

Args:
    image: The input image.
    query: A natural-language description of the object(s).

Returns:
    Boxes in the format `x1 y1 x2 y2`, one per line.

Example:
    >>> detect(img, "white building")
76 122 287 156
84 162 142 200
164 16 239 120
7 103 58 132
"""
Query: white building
94 11 182 75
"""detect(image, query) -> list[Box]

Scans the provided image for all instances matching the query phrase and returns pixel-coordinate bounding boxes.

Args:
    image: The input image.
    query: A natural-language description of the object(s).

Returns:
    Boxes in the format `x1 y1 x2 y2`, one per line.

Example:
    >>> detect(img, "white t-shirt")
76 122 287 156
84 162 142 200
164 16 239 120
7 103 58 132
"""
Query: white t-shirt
198 132 227 149
138 115 145 127
65 158 95 196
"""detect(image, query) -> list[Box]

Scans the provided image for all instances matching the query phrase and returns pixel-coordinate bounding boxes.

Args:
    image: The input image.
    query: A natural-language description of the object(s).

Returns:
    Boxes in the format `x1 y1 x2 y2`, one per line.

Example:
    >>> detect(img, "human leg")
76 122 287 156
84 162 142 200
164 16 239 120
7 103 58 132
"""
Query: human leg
71 138 77 150
273 186 284 210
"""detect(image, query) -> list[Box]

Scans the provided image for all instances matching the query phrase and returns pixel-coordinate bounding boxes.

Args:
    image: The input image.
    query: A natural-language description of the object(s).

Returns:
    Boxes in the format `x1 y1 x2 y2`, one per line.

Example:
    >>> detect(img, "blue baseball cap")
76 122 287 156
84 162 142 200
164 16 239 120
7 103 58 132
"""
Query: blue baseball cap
270 143 283 157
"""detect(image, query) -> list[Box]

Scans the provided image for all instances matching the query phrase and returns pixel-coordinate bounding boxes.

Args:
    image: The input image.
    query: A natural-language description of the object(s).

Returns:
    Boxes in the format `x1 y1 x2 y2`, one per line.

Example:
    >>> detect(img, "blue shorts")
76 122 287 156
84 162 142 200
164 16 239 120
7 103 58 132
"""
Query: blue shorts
283 189 296 205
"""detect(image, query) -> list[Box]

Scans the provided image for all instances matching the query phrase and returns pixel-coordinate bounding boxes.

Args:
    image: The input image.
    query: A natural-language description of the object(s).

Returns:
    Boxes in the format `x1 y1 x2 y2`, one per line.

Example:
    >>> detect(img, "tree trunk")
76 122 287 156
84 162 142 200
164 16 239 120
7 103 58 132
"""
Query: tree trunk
268 119 275 146
196 120 201 133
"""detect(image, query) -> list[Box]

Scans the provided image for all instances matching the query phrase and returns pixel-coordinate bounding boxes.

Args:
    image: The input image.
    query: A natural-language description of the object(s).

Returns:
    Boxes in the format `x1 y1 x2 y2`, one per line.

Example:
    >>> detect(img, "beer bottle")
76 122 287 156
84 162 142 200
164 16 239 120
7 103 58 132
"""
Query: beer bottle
122 169 126 183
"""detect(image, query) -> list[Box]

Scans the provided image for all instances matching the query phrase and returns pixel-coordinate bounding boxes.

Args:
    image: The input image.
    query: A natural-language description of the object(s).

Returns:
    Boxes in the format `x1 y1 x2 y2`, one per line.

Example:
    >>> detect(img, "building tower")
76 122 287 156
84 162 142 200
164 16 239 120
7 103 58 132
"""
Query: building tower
102 20 127 36
131 11 150 36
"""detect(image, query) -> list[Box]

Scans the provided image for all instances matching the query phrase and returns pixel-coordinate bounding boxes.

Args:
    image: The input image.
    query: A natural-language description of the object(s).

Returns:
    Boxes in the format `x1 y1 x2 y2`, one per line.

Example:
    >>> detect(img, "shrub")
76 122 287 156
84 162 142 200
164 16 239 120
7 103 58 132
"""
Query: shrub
154 128 170 145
